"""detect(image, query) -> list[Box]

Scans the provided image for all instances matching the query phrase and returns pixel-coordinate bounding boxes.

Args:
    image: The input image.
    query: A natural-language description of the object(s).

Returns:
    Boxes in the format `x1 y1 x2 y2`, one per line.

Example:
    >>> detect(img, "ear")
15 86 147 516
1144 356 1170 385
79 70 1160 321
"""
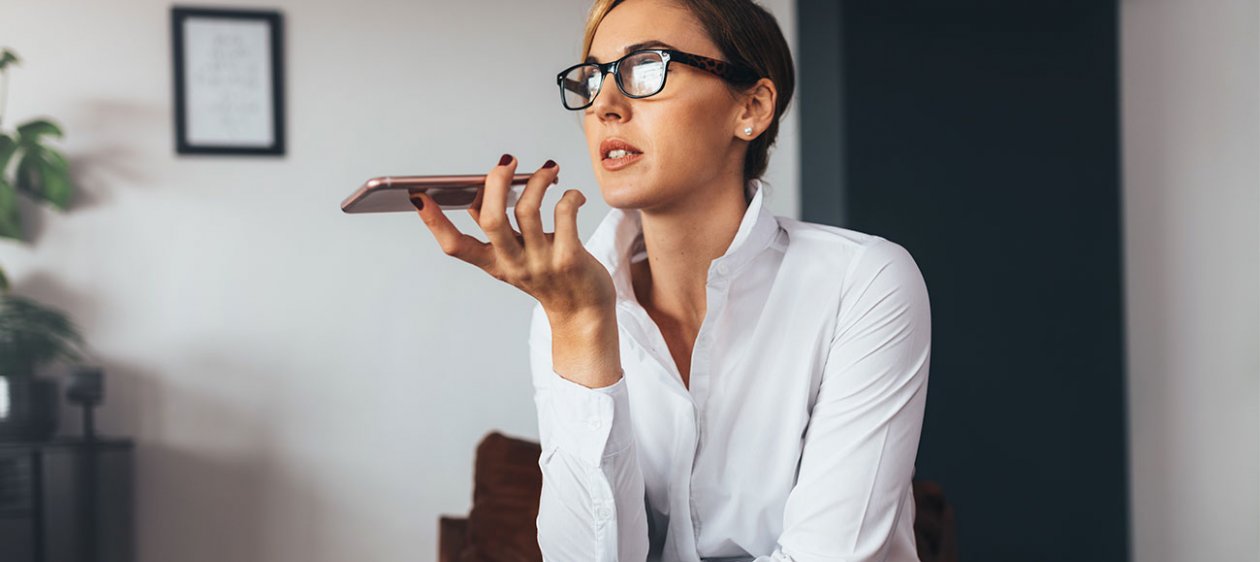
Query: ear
734 77 777 140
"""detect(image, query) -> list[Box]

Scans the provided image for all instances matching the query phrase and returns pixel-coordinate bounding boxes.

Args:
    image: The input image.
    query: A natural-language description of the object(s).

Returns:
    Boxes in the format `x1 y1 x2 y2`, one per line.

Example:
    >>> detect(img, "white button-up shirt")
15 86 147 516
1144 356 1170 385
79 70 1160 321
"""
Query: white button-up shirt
529 178 932 562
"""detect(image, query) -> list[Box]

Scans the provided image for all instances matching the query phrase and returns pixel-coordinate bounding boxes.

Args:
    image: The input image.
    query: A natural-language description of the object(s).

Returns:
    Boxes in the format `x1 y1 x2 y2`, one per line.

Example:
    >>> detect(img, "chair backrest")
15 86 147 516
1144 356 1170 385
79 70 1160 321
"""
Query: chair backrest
440 431 958 562
911 479 959 562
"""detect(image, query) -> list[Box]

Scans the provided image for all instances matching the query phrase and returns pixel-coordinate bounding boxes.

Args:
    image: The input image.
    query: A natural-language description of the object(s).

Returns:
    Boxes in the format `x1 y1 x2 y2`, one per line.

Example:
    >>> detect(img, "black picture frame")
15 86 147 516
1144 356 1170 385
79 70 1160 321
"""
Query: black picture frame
170 6 286 156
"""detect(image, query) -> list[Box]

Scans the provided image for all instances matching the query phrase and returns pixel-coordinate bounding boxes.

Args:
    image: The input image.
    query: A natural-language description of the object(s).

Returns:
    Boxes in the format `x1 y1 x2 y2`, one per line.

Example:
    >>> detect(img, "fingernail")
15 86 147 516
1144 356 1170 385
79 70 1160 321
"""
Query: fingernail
542 159 557 169
410 195 424 211
499 153 513 166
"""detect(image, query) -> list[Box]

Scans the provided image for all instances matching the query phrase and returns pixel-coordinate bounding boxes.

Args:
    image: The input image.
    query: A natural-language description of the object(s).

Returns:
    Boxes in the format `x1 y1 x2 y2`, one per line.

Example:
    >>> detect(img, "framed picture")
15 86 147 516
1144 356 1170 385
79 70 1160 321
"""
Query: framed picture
170 6 286 155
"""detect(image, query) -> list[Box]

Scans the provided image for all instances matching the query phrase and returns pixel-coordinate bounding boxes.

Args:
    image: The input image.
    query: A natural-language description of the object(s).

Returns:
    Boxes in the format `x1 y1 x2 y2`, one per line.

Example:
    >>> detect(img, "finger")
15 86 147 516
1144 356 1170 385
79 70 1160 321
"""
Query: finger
466 182 486 222
468 186 526 245
514 159 559 252
478 154 525 262
553 189 587 254
412 192 495 270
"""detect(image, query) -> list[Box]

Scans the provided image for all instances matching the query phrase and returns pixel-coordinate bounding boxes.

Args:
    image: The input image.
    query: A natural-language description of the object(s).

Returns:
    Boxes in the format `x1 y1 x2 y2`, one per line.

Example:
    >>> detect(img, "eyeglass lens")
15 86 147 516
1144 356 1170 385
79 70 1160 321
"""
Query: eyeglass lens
562 51 666 109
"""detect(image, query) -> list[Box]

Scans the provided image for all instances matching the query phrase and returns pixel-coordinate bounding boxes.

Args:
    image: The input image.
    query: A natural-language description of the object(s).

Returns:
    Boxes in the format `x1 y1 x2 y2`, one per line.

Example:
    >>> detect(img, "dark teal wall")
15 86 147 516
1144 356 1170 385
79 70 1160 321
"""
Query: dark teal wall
798 1 1131 559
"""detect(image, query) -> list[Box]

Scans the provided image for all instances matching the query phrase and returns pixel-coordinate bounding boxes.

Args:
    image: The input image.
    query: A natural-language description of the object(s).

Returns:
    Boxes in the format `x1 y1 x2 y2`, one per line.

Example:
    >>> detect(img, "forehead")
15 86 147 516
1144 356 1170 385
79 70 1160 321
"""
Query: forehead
588 0 715 62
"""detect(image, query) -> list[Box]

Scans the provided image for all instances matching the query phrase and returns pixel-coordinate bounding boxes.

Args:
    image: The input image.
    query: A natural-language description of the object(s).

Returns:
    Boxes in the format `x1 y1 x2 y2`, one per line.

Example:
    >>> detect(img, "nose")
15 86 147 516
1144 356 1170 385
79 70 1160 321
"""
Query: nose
588 70 631 122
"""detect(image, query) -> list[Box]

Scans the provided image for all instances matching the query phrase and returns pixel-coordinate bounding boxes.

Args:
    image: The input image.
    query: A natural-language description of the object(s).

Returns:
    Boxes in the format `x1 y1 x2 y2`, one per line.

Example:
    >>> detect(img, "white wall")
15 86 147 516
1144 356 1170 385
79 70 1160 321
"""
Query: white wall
1121 1 1260 560
0 1 798 561
14 0 1257 559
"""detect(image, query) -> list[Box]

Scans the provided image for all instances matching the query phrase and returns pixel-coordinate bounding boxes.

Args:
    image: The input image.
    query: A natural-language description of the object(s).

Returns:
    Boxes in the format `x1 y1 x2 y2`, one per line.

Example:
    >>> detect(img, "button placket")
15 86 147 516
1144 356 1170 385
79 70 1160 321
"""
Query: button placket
594 503 612 522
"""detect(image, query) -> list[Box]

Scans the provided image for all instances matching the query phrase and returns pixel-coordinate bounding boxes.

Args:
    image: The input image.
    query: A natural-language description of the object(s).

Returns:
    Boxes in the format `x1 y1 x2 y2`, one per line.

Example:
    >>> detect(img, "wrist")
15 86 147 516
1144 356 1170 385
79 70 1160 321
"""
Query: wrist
546 304 622 389
547 303 616 335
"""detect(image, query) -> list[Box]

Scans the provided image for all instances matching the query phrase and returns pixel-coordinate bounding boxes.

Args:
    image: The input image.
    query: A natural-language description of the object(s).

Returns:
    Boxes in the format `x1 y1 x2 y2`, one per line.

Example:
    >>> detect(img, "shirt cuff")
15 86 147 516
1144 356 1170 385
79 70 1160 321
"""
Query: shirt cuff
544 368 635 468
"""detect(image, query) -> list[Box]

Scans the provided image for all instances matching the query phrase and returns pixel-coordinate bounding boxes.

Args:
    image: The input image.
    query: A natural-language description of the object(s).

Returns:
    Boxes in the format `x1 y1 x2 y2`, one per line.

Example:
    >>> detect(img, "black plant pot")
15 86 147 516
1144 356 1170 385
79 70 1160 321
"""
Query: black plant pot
0 375 60 442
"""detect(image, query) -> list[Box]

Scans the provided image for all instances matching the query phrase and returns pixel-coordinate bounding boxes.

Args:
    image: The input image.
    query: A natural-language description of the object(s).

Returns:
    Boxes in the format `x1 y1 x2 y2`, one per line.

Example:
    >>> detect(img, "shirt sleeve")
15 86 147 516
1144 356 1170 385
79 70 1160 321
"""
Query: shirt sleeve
528 302 650 562
754 238 933 562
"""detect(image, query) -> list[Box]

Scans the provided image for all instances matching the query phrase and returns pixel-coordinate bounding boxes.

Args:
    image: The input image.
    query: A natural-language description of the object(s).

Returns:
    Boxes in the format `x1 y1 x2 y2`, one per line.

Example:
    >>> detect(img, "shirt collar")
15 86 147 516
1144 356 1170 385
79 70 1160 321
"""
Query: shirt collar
584 177 781 304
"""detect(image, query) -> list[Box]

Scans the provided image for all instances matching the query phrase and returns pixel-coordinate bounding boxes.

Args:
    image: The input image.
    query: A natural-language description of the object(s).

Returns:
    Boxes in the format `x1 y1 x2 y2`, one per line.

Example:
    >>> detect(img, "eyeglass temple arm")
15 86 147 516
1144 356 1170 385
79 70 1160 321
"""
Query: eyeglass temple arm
668 51 760 84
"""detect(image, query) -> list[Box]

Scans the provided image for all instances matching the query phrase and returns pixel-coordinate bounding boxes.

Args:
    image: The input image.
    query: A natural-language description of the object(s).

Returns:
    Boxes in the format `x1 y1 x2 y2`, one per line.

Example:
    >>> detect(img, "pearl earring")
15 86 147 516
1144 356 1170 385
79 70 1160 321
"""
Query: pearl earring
743 127 753 136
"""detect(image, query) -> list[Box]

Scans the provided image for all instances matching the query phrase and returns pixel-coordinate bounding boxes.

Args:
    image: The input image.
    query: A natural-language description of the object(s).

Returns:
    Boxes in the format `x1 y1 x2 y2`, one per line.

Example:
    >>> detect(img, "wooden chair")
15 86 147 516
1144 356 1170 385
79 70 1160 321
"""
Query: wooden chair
439 431 957 562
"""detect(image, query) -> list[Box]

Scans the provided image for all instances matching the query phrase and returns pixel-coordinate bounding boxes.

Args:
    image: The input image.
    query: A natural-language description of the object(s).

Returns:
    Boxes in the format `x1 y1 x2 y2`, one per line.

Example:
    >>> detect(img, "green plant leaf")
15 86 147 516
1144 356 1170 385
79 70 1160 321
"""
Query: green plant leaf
12 146 73 210
0 49 19 72
16 118 64 143
14 145 39 197
0 134 16 175
0 177 22 241
35 147 71 210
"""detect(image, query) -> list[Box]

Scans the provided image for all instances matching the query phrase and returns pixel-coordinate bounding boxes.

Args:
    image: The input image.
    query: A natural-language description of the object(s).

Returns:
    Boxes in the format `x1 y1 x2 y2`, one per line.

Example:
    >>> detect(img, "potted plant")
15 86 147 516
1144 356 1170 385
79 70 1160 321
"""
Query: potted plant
0 47 90 442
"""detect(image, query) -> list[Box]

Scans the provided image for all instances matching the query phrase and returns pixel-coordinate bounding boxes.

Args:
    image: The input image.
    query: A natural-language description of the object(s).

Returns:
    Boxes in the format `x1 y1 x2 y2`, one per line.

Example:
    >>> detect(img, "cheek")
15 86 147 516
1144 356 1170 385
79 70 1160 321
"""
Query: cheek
580 95 731 168
652 104 728 163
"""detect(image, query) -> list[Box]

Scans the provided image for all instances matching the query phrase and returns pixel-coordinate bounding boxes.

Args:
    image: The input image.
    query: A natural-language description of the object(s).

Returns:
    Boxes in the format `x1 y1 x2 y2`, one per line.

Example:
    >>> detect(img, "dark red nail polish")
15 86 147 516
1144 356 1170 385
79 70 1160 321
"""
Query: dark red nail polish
410 196 424 211
542 159 557 169
499 153 513 166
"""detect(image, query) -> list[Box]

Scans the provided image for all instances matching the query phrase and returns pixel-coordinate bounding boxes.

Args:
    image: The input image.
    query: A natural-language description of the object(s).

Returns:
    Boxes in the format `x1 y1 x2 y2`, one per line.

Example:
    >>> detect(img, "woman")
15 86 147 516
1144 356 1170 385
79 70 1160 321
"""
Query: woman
411 0 931 560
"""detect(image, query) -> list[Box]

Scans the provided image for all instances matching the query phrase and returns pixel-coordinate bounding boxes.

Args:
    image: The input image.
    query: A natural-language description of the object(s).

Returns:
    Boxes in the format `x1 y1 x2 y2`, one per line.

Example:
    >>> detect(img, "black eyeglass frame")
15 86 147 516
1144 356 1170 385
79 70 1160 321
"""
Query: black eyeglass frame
556 48 761 111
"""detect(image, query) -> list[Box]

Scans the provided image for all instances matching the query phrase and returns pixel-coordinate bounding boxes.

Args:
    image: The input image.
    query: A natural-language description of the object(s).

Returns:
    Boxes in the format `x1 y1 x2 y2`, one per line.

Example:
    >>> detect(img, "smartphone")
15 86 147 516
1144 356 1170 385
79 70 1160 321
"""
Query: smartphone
340 173 558 213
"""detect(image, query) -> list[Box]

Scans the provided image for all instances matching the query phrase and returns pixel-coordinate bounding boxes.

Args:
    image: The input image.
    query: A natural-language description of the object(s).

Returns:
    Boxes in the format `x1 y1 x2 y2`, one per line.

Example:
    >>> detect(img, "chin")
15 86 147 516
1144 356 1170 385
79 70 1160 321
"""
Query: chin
594 167 654 208
596 178 657 211
596 181 643 210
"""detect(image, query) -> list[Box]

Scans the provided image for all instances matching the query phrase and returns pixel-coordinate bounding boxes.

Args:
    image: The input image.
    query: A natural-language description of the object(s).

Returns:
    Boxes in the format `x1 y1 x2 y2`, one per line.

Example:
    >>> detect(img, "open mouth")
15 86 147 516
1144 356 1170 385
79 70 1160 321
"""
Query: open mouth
604 148 643 161
601 150 643 171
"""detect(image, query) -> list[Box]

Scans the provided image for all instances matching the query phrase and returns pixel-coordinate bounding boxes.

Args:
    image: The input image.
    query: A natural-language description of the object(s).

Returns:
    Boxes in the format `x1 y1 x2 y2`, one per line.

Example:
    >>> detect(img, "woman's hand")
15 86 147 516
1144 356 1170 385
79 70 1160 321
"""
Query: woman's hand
411 154 623 388
409 154 616 320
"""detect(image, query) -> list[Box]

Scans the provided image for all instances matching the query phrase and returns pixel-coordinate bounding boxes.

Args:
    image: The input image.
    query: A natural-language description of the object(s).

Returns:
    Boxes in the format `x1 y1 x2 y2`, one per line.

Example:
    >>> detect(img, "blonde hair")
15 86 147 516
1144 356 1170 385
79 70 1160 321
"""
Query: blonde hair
576 0 796 184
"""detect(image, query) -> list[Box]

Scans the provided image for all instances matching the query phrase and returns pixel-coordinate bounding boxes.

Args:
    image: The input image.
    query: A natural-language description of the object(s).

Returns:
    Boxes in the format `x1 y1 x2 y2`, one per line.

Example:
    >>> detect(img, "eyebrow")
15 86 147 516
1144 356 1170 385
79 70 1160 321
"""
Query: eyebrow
585 40 676 64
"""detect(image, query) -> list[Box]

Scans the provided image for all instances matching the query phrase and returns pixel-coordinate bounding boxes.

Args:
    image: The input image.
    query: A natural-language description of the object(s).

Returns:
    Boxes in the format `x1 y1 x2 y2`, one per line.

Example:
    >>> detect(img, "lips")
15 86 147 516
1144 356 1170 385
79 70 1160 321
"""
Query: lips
600 138 644 160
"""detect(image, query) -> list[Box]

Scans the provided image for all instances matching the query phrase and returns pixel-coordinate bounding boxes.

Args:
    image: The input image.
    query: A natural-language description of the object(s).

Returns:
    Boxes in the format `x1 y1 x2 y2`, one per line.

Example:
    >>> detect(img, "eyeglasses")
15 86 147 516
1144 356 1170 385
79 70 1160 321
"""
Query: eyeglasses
556 48 760 111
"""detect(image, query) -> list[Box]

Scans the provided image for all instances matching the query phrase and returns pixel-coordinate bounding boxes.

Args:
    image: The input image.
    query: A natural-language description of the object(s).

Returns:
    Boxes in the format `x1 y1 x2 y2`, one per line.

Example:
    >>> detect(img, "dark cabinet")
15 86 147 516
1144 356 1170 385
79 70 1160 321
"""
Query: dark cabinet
0 439 133 562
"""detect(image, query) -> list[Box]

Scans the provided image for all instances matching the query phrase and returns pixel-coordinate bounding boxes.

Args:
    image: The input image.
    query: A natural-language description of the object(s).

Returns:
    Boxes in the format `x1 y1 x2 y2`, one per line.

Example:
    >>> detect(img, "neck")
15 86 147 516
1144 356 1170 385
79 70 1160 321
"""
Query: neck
632 176 751 330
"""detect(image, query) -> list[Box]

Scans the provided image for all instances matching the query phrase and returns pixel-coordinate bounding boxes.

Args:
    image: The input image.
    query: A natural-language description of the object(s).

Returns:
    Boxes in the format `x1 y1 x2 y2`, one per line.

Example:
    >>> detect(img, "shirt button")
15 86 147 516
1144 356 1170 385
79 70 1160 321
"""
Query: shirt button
587 417 601 430
595 505 611 520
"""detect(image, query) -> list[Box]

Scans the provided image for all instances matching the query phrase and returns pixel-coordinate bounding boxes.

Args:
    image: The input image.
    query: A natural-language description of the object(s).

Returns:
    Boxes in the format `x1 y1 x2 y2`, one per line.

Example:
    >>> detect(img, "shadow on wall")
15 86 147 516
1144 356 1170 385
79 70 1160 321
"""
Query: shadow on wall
66 98 164 189
22 271 336 562
10 98 162 244
55 352 334 562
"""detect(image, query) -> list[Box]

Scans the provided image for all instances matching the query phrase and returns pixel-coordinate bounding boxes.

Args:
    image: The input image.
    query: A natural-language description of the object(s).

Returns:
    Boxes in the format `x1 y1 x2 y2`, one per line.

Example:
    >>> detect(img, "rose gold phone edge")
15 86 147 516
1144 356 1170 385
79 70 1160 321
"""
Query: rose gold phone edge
340 173 559 213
